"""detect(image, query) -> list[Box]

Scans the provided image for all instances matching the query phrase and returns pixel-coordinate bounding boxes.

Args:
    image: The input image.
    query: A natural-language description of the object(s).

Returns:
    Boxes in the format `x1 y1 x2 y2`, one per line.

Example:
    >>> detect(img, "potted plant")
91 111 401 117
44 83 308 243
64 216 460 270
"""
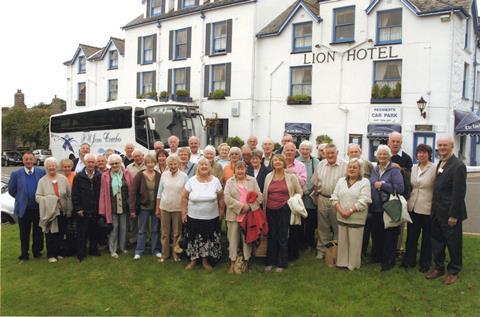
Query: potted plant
173 89 192 102
208 89 226 100
371 83 401 104
145 91 158 101
287 94 311 105
158 91 169 102
226 136 245 148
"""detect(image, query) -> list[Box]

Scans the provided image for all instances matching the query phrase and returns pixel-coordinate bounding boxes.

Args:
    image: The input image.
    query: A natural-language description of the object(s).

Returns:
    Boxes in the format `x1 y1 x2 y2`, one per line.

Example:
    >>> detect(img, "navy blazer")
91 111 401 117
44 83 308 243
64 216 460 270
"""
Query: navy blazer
247 164 272 193
8 167 46 218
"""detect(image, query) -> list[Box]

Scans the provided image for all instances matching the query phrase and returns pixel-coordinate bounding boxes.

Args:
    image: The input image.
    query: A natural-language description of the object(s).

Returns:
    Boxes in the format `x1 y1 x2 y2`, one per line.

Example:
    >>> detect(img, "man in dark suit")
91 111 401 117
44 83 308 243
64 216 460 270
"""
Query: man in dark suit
426 136 467 285
8 152 46 261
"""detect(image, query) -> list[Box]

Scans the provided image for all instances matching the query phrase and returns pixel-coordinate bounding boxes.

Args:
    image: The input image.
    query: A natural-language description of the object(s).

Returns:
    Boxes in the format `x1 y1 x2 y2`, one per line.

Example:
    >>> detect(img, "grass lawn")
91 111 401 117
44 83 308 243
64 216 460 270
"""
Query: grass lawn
1 224 479 316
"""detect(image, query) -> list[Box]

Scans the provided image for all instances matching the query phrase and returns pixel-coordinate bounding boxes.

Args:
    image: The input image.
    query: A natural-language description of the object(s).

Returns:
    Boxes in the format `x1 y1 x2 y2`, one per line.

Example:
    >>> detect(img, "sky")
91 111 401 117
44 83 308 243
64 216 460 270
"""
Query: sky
0 0 145 107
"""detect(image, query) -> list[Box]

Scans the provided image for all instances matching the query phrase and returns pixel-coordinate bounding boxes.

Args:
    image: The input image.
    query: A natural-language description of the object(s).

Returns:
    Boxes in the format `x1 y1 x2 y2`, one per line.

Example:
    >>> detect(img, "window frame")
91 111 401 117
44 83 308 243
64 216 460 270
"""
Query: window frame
332 5 355 43
465 18 470 49
108 79 118 101
376 8 402 45
150 0 163 16
174 28 188 60
141 71 155 96
78 56 86 74
463 62 469 99
142 35 155 64
180 0 196 9
211 64 227 93
289 65 312 97
109 50 118 70
212 21 228 55
77 82 86 105
173 68 188 94
292 22 312 53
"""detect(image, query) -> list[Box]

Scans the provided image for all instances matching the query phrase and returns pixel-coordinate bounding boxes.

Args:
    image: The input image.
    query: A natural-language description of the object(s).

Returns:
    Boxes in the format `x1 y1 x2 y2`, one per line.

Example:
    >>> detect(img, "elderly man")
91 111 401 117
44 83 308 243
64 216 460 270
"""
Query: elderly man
247 136 258 150
167 135 180 155
317 143 327 161
126 149 145 178
96 154 108 173
123 143 135 167
426 136 467 285
72 153 102 261
262 138 275 167
311 143 347 259
188 136 203 164
154 141 164 154
241 145 253 167
275 133 294 155
8 152 46 261
73 143 91 173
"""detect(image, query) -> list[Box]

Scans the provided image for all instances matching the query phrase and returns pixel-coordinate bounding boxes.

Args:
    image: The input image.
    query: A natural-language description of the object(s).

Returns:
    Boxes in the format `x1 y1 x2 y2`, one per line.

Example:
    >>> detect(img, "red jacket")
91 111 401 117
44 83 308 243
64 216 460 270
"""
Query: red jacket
241 208 269 244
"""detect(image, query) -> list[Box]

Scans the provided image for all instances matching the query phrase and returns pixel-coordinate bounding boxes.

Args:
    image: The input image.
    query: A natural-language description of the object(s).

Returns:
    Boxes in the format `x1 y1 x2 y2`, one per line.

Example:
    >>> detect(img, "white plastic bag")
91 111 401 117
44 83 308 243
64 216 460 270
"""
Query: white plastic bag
383 195 411 228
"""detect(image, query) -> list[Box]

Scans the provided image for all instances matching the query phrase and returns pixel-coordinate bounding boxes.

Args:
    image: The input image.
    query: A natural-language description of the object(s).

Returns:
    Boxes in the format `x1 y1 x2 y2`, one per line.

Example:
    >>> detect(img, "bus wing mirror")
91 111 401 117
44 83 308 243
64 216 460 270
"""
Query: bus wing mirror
147 117 155 130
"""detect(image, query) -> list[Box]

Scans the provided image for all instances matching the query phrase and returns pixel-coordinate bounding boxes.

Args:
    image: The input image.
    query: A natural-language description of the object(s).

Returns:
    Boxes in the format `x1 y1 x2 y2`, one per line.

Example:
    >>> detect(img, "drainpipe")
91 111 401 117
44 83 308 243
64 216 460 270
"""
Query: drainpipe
447 9 455 138
249 1 258 136
268 61 284 138
470 28 478 165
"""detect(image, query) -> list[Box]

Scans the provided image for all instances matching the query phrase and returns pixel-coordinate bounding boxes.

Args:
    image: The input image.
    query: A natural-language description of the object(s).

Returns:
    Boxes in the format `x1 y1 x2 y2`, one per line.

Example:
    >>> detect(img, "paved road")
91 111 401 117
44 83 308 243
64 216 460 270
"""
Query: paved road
2 166 479 233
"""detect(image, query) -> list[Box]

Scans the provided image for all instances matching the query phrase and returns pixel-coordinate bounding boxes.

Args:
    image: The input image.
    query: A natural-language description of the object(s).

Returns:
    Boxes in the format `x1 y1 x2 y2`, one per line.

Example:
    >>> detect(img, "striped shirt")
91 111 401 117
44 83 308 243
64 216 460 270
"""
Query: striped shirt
311 159 347 196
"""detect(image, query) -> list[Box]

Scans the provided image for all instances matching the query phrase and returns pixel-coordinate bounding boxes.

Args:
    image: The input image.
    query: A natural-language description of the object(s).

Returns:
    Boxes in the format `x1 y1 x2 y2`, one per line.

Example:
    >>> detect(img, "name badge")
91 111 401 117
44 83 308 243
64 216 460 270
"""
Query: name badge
438 168 444 174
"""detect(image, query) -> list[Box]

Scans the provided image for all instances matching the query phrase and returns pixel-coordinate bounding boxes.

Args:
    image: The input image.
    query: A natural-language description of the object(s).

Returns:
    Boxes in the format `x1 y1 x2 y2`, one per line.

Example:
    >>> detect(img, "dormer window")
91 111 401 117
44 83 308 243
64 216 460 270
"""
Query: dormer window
150 0 164 16
78 56 86 74
180 0 197 9
109 51 118 69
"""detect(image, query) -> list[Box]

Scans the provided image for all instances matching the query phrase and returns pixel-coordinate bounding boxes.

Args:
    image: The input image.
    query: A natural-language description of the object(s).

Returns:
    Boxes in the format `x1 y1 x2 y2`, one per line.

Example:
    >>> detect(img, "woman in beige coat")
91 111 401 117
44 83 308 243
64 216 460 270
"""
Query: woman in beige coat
224 161 263 273
36 157 72 263
263 154 303 272
331 158 371 270
402 144 436 272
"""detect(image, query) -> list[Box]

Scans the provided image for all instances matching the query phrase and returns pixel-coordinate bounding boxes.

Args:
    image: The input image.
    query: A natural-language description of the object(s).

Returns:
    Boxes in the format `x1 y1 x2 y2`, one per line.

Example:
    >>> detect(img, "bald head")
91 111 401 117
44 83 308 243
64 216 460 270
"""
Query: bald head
437 135 454 159
388 132 403 155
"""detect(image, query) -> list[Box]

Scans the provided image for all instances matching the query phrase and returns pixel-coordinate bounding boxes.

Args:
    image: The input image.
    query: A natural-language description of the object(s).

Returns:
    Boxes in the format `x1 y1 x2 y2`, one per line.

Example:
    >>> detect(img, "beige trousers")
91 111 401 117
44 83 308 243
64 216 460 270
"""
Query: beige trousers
316 196 338 254
227 220 252 261
336 224 364 270
160 210 182 259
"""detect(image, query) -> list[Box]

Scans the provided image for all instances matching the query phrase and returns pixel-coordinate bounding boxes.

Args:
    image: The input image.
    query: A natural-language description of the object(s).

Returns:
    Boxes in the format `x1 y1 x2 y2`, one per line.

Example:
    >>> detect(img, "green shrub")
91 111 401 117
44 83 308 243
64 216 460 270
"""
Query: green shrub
146 91 157 98
288 95 311 103
209 89 225 99
379 85 391 99
175 89 189 97
391 82 401 98
371 84 380 98
159 91 169 98
226 136 244 148
316 134 333 145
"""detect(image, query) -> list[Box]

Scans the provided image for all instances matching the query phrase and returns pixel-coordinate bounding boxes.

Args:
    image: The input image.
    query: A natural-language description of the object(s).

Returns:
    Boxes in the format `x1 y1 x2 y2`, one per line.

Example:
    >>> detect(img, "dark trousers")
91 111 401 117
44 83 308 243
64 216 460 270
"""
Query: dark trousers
403 212 432 268
288 225 302 261
45 215 66 258
303 208 317 249
369 212 400 267
431 217 463 275
266 205 291 268
362 216 372 257
18 208 44 259
77 214 99 259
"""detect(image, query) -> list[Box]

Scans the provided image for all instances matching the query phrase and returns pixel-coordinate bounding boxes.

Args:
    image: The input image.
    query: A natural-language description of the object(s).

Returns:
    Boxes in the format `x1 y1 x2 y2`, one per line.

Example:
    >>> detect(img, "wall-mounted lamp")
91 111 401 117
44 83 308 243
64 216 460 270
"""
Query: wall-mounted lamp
417 96 427 119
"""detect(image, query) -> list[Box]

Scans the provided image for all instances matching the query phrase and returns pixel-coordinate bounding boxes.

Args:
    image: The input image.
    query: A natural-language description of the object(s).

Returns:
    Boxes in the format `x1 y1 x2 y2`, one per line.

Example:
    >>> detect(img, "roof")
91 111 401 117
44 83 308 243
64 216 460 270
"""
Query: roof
256 0 321 38
122 0 254 30
366 0 472 16
91 37 126 61
63 44 102 66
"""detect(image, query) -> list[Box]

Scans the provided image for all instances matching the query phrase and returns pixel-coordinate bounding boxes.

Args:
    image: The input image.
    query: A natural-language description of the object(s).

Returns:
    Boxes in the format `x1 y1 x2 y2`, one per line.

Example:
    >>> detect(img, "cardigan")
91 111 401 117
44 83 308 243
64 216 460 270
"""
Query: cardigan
224 175 263 222
35 174 73 217
157 170 189 212
98 169 133 224
407 162 436 215
263 171 303 208
129 170 161 214
331 177 372 225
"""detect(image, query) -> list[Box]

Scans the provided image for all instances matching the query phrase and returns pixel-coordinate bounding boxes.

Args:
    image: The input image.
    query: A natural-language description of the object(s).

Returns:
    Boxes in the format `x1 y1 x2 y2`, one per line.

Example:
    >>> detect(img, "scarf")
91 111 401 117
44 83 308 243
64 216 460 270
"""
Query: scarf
111 170 123 197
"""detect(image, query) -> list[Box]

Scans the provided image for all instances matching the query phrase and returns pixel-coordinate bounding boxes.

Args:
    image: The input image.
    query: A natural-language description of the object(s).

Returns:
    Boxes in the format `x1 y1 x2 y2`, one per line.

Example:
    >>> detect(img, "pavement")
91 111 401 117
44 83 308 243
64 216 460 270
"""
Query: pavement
1 166 479 233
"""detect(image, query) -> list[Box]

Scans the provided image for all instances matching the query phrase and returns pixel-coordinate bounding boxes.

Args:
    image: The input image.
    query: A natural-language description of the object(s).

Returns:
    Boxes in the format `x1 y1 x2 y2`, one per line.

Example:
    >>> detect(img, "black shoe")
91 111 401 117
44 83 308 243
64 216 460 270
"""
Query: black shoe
77 256 85 262
381 264 394 272
18 255 29 261
419 266 429 273
33 252 43 258
89 250 101 256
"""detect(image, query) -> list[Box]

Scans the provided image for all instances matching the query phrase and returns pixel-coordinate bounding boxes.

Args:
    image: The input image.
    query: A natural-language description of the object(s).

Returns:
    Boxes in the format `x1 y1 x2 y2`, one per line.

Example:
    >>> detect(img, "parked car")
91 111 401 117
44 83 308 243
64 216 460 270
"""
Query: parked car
32 149 52 166
1 181 16 224
1 151 22 167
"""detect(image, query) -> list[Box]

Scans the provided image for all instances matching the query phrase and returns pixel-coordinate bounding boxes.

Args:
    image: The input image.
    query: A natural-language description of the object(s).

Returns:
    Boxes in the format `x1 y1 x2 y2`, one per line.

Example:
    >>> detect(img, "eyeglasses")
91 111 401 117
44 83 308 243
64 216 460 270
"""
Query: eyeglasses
111 162 120 165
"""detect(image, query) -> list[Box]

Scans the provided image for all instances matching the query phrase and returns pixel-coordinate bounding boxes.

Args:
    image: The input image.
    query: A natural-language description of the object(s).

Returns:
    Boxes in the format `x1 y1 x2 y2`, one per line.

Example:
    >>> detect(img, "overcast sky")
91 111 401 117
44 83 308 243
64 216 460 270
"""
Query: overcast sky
0 0 144 107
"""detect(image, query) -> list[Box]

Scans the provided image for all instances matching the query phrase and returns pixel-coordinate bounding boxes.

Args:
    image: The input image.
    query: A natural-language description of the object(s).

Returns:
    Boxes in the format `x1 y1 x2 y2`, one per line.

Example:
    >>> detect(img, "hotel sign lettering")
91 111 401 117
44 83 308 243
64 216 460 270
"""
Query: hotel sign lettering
303 46 398 65
369 106 401 124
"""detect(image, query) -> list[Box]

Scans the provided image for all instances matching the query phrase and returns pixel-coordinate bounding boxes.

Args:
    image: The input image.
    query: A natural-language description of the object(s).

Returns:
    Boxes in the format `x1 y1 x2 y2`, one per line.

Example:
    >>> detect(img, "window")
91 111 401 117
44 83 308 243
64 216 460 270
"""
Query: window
141 71 155 96
211 64 226 92
150 0 163 16
78 56 86 74
180 0 196 9
290 66 312 96
333 6 355 43
77 82 86 106
212 21 227 54
143 35 154 64
109 51 118 69
465 18 470 49
374 60 402 89
377 9 402 44
204 63 231 97
108 79 118 101
135 108 149 148
175 29 188 59
51 107 132 133
476 70 480 102
174 68 187 93
463 63 469 98
292 22 312 53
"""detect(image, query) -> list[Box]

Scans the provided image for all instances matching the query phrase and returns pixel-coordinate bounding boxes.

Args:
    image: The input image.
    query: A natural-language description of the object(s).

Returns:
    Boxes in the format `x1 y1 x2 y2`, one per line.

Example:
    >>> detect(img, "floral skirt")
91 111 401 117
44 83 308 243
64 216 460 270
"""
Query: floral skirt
185 216 222 260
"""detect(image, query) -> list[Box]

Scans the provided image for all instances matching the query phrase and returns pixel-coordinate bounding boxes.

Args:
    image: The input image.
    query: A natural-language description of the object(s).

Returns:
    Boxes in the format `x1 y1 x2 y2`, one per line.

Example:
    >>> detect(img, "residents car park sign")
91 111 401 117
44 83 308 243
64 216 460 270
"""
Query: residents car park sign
369 106 401 124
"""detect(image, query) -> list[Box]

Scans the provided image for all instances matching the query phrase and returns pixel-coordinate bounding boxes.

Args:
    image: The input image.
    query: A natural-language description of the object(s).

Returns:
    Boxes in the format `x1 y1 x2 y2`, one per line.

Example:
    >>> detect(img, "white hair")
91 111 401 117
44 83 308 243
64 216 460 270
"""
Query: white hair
44 157 58 167
347 143 362 153
204 145 216 154
83 153 96 162
437 134 454 145
229 147 241 158
166 154 181 165
375 145 392 158
299 140 313 150
132 149 144 156
262 138 274 145
388 131 403 141
107 153 122 165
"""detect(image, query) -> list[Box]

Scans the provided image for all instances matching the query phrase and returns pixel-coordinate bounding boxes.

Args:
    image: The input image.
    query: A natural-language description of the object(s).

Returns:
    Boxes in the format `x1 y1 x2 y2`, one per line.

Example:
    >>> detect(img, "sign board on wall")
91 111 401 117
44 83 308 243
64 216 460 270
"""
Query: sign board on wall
369 106 401 124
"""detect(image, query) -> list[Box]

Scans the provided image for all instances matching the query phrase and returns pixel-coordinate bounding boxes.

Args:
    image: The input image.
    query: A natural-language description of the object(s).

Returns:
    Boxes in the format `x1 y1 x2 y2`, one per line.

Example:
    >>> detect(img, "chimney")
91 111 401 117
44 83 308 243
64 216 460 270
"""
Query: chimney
14 89 27 108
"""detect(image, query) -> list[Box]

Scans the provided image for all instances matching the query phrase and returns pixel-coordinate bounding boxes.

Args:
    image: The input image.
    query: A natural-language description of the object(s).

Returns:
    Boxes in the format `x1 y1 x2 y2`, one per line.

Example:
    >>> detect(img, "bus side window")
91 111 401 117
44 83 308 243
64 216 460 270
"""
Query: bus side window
135 108 148 149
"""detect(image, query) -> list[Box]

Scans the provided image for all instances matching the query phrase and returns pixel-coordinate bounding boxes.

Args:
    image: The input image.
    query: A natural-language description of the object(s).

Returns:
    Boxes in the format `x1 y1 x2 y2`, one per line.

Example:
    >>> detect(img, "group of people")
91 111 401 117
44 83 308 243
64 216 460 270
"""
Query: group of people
8 132 467 284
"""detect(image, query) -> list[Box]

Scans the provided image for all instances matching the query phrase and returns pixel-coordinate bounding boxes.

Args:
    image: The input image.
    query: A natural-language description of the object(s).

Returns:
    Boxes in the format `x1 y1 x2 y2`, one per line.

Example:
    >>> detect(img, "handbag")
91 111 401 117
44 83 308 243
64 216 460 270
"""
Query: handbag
234 256 247 274
383 195 411 229
324 240 338 268
382 193 402 222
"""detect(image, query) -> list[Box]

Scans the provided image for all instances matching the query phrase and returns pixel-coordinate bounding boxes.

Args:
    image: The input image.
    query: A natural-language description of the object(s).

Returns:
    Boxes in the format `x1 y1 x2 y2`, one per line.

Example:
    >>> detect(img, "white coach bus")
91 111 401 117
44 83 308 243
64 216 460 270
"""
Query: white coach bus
49 99 205 160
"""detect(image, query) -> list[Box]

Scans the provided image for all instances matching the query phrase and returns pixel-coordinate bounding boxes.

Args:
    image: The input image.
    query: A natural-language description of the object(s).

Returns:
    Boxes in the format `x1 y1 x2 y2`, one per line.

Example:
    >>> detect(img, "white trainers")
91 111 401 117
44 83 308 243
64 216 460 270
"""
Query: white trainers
155 252 162 259
133 254 141 260
122 250 129 254
48 257 57 263
57 256 64 260
316 253 324 260
111 252 119 259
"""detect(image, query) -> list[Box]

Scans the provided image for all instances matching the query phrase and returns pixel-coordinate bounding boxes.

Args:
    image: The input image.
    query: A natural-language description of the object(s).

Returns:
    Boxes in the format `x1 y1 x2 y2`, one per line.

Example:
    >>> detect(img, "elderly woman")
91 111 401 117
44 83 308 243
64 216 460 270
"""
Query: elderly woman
216 143 230 168
224 161 263 273
263 154 303 272
178 147 197 178
223 146 241 183
156 154 188 262
155 149 169 174
129 154 161 260
402 144 436 272
204 145 224 182
36 157 72 263
331 158 372 270
60 159 75 189
247 149 271 192
297 140 320 251
96 154 108 173
99 154 133 258
369 145 404 271
182 158 224 271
